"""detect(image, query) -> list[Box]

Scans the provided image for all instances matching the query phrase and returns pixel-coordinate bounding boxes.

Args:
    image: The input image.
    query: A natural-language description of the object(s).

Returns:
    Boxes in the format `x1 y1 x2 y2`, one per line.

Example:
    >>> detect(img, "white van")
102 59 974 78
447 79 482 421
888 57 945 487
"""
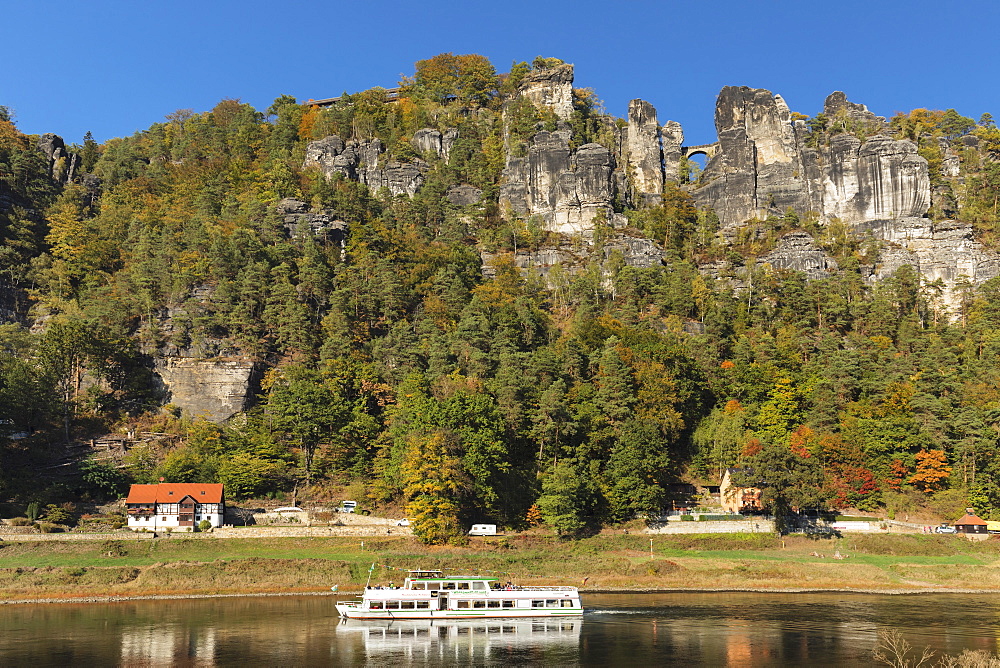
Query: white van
468 524 497 536
338 501 357 513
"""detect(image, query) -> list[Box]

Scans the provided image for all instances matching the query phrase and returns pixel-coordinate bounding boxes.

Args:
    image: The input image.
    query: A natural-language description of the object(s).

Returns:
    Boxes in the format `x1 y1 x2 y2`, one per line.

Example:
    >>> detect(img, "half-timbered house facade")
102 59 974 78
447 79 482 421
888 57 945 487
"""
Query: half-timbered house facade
125 483 224 531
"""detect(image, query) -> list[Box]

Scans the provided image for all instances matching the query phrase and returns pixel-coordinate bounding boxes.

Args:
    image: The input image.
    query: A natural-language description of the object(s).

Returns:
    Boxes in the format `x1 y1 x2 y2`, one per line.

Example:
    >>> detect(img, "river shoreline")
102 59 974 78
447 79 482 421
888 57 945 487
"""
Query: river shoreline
5 533 1000 605
5 585 1000 606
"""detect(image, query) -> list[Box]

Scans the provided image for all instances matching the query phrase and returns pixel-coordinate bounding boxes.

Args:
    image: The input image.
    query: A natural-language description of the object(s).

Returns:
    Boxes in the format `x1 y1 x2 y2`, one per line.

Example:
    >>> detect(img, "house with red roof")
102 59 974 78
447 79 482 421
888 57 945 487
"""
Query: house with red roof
125 483 224 531
955 508 988 535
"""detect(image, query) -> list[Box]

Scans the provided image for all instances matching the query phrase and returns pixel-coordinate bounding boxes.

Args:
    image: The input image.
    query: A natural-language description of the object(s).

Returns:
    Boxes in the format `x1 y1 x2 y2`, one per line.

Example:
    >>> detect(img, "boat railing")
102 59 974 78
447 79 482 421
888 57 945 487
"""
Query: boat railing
499 586 577 592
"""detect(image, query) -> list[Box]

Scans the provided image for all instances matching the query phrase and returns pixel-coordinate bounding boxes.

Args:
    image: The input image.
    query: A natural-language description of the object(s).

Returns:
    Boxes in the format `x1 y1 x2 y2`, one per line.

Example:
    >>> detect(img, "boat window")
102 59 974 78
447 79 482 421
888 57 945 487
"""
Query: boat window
473 600 486 609
442 582 456 590
546 599 559 608
457 582 470 590
400 601 415 609
532 600 545 608
456 600 470 609
561 600 574 607
488 600 501 608
502 600 514 608
472 581 486 590
386 601 400 610
370 601 384 610
425 582 440 590
410 582 425 590
416 601 430 609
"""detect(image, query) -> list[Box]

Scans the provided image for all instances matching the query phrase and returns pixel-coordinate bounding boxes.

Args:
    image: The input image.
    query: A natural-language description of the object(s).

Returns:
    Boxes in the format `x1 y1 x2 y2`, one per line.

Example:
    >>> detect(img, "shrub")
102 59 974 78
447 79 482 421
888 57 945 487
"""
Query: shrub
198 520 212 532
7 517 33 526
25 502 40 521
680 515 694 521
636 560 681 576
38 522 62 533
41 504 76 527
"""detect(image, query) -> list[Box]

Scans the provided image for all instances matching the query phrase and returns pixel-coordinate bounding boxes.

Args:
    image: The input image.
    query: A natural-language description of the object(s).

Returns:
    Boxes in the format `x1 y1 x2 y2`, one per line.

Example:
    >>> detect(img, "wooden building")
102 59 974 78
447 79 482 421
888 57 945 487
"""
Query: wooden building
955 508 989 535
125 483 224 531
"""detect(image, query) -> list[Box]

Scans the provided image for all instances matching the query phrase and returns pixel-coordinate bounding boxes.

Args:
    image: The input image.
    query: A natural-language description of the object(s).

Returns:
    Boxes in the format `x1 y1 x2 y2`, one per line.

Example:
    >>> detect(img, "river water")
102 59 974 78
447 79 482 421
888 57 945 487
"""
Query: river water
1 592 998 666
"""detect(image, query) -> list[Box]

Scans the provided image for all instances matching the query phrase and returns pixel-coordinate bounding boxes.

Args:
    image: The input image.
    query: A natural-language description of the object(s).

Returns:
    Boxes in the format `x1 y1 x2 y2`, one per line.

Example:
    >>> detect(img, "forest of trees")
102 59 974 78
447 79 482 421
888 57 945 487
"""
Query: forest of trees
2 55 1000 542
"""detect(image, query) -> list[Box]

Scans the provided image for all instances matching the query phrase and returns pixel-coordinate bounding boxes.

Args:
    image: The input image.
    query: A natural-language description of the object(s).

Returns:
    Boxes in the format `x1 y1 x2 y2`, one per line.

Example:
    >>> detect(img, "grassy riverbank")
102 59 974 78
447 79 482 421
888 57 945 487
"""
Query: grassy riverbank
3 532 1000 602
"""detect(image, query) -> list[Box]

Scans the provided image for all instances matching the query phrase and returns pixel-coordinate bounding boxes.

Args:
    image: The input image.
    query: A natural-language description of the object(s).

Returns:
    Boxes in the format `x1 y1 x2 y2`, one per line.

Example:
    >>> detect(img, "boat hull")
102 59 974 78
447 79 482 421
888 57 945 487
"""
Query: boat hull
335 604 583 620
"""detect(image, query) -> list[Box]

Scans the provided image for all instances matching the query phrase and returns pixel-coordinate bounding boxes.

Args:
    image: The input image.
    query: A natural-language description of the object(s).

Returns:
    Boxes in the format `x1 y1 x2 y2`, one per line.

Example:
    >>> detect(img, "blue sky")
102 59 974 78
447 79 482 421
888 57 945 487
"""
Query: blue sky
5 1 999 147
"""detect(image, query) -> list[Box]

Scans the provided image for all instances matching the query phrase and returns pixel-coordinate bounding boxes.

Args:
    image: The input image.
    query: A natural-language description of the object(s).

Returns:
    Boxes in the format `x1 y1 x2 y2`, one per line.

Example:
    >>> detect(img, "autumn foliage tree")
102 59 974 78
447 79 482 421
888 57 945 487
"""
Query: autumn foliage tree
401 430 468 545
909 449 952 492
406 53 498 106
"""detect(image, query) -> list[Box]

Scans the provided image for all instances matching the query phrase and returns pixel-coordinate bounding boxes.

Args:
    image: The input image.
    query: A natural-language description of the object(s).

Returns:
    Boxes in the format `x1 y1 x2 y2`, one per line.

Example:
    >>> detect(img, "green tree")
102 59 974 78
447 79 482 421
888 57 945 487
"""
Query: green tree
536 461 599 538
736 442 826 532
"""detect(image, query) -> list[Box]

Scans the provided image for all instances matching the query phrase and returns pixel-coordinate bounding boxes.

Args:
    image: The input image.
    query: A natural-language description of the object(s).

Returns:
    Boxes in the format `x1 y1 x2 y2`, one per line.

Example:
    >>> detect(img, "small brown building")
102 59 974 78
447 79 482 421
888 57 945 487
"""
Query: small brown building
955 508 988 534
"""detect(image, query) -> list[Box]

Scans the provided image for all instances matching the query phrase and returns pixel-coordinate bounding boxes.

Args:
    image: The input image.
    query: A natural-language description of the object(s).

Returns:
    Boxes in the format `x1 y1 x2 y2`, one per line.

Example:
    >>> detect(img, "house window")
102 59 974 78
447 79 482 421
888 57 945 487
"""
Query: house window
161 517 167 521
200 491 205 495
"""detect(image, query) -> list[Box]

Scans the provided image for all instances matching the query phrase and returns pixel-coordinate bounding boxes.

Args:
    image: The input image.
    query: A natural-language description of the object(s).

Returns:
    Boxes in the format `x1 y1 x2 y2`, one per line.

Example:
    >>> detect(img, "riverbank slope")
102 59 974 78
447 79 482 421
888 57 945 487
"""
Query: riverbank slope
3 533 999 603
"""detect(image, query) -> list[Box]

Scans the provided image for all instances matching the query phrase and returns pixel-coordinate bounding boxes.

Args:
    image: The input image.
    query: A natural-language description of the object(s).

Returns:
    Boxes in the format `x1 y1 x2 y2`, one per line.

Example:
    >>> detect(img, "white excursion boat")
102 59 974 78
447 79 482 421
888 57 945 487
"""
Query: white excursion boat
334 569 583 619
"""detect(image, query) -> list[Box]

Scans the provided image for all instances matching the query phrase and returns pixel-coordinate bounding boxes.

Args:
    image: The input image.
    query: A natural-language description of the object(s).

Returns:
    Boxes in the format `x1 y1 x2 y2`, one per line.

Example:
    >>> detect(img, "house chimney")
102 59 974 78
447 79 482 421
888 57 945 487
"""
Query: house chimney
967 507 976 514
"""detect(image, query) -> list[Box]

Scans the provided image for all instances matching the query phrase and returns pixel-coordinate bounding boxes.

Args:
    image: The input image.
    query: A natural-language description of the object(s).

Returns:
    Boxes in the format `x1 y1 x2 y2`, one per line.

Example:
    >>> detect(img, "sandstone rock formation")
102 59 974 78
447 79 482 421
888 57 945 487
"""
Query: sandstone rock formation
303 135 426 196
276 198 348 246
411 127 458 159
689 86 998 308
446 184 482 207
517 64 575 121
154 357 258 423
626 100 665 204
758 231 838 280
36 133 78 183
500 130 618 235
692 86 930 229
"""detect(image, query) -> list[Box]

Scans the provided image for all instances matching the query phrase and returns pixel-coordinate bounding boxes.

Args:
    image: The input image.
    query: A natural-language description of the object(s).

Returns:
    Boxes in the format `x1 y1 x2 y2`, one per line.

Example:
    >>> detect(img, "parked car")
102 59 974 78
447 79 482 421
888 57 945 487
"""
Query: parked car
396 518 410 526
935 524 957 534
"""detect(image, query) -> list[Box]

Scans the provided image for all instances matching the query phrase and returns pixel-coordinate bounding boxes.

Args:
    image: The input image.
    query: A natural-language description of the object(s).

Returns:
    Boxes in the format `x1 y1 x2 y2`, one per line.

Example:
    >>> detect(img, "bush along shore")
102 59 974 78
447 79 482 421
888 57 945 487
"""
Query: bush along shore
4 532 1000 603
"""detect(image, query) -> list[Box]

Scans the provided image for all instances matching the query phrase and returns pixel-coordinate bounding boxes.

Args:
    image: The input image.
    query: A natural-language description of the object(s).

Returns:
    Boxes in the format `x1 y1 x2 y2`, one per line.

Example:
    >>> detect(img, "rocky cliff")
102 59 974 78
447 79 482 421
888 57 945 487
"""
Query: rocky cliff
303 135 427 197
682 86 997 306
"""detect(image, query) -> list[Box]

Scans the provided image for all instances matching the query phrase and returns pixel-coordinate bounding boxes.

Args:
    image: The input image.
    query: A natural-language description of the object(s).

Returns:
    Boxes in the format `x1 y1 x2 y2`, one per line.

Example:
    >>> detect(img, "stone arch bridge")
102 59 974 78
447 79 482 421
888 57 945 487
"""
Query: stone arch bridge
681 143 719 160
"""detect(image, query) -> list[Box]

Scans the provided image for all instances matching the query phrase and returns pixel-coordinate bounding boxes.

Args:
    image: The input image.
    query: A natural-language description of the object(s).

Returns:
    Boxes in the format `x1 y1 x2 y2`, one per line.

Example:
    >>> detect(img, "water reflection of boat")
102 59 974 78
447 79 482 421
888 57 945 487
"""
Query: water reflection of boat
336 617 582 661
